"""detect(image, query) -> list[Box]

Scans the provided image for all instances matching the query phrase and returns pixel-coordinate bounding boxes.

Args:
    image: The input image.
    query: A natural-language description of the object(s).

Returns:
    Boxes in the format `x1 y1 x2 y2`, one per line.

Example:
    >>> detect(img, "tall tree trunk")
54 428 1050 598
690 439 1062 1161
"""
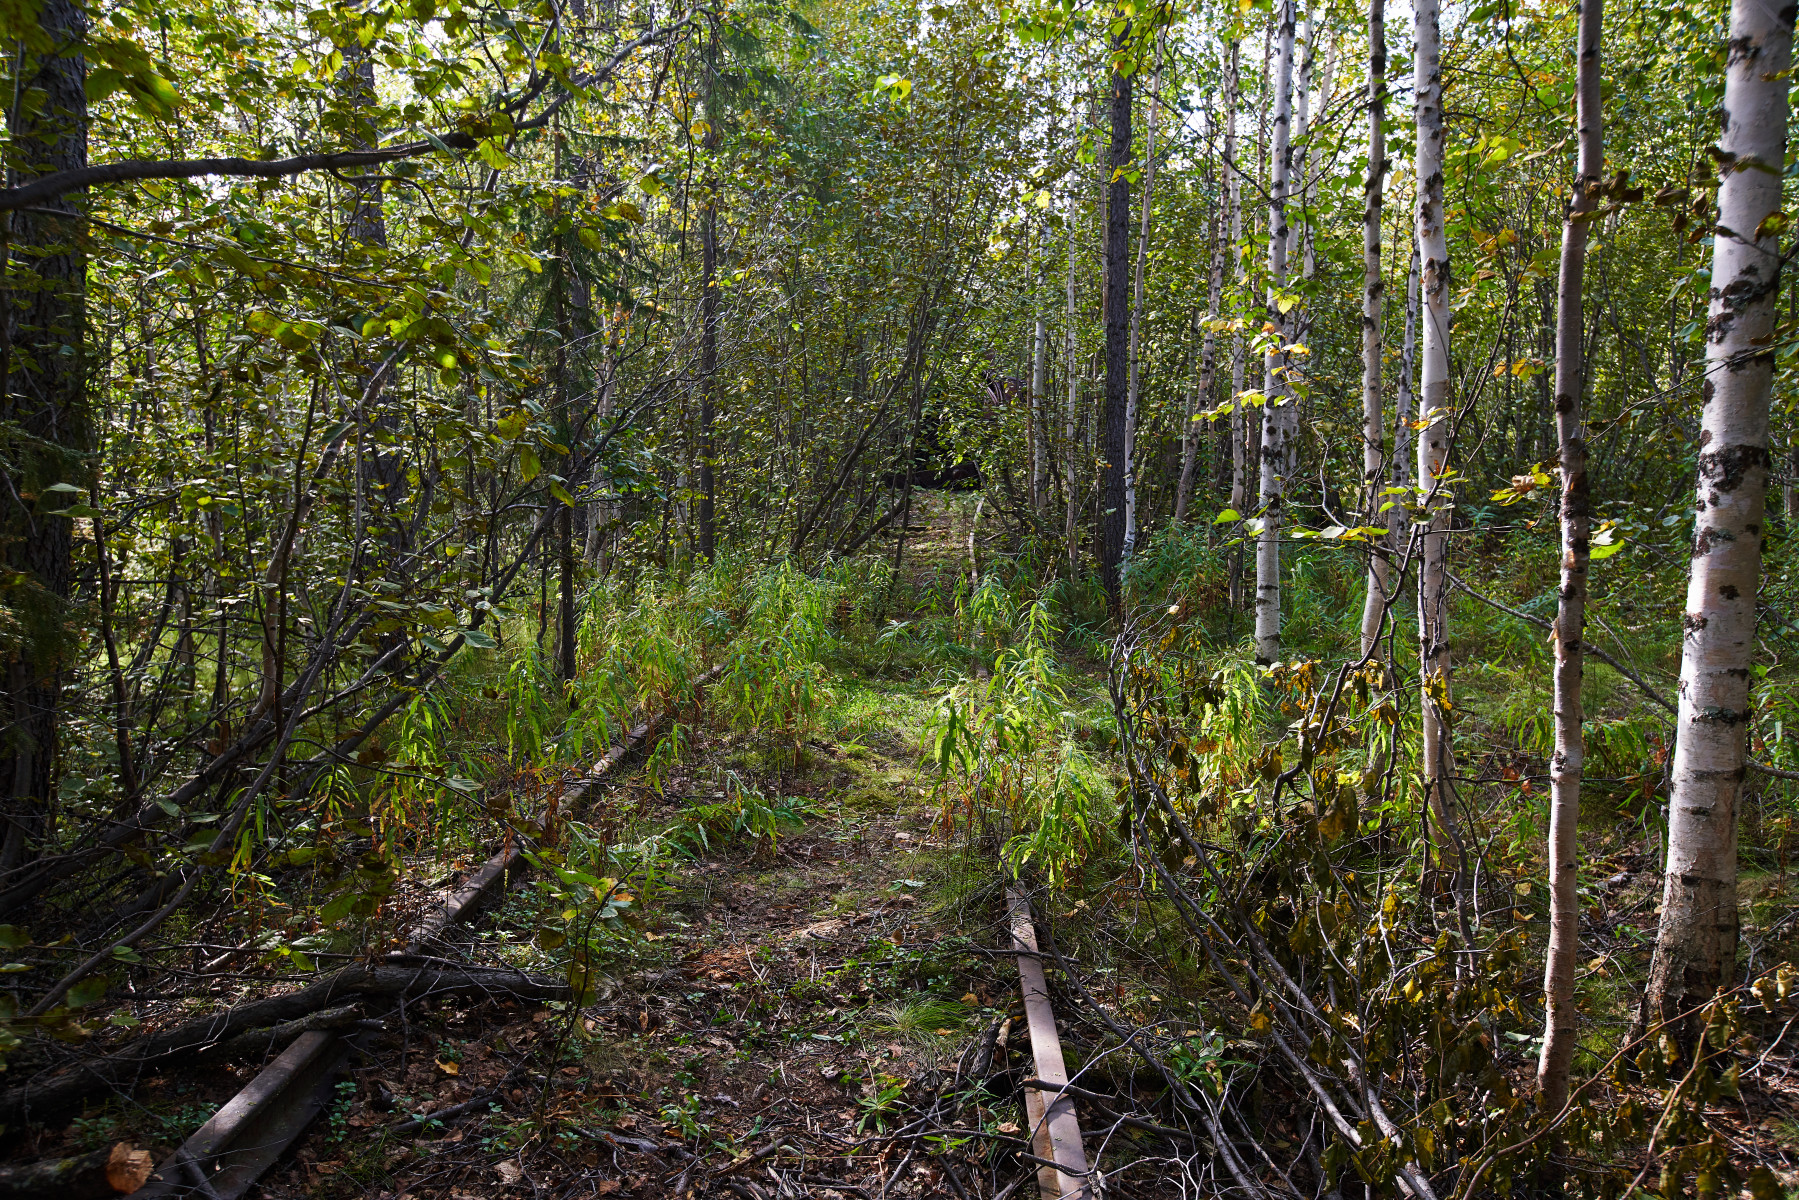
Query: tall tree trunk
0 0 88 871
1642 0 1793 1047
1253 0 1298 665
1065 174 1083 578
1178 70 1233 527
1123 36 1163 560
1227 40 1249 607
1537 0 1604 1111
1099 29 1135 601
1031 252 1049 524
1414 0 1466 919
1287 8 1314 269
1358 0 1389 659
1301 36 1335 281
697 29 720 563
1395 237 1420 492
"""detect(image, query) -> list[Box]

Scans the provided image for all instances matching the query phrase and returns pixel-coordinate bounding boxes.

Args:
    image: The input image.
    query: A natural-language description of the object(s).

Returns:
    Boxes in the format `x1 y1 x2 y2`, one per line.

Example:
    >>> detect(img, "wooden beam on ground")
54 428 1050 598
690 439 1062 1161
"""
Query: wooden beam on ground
129 1030 351 1199
1005 885 1091 1200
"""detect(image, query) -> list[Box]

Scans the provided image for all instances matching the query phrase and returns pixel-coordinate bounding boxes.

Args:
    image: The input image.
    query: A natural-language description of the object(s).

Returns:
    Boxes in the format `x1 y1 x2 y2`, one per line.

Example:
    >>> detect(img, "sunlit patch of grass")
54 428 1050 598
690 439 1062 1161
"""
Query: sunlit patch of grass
869 997 972 1043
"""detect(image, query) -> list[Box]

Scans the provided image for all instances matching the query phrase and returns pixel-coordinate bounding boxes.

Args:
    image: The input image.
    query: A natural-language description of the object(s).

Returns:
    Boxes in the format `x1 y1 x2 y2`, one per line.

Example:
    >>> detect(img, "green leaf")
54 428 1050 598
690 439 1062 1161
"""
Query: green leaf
0 926 29 951
66 977 109 1008
1213 508 1241 525
461 628 498 650
518 444 542 482
319 892 360 925
1589 540 1625 560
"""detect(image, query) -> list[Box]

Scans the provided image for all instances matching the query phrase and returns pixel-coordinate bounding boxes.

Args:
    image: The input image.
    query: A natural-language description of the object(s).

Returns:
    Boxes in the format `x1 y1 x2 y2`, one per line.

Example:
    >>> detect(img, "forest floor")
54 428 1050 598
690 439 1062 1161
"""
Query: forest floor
47 674 1025 1200
20 496 1799 1198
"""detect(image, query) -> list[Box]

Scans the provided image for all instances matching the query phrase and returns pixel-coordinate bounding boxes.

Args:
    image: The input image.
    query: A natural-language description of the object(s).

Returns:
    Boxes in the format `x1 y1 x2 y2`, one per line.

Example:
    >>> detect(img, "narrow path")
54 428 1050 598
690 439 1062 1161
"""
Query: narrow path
252 680 1017 1200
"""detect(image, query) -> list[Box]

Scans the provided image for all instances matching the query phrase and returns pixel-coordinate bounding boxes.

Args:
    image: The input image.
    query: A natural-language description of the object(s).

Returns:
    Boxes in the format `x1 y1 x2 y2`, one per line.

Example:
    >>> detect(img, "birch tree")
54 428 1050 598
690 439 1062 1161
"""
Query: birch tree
1536 0 1605 1110
1642 0 1794 1046
1253 0 1298 665
1414 0 1465 906
1358 0 1389 658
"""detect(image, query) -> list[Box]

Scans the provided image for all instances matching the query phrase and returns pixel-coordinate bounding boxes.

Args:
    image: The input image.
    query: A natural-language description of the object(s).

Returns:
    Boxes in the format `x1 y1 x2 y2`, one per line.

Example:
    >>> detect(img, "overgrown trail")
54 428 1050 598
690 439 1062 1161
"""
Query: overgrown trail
254 683 1032 1200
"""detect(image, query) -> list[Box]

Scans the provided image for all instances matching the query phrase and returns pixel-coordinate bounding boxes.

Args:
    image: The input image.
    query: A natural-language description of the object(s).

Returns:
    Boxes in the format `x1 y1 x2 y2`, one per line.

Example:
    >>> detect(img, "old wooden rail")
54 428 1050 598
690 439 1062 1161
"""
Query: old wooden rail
125 667 723 1199
1005 884 1091 1200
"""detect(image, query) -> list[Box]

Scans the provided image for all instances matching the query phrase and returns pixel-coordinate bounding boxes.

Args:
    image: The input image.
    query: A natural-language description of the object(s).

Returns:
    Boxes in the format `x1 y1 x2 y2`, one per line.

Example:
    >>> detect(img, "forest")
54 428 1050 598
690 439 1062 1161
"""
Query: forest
0 0 1794 1195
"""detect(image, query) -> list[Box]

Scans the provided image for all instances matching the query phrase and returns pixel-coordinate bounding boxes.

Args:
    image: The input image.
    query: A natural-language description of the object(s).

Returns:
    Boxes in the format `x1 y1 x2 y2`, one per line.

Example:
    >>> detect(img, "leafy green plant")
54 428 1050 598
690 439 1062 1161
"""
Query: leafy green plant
665 772 809 858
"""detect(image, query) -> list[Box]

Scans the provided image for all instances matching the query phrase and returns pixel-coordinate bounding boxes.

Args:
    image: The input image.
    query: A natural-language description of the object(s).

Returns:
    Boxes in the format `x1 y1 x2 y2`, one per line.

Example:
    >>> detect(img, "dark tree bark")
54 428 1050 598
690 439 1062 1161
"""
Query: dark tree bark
0 0 91 871
697 28 720 562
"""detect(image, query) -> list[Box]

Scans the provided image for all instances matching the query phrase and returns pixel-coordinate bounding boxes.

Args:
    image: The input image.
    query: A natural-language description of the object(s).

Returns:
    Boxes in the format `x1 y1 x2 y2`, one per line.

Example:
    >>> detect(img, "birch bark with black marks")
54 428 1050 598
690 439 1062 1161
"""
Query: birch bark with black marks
1414 0 1468 906
1358 0 1389 658
1254 0 1298 664
1536 0 1605 1111
1643 0 1793 1047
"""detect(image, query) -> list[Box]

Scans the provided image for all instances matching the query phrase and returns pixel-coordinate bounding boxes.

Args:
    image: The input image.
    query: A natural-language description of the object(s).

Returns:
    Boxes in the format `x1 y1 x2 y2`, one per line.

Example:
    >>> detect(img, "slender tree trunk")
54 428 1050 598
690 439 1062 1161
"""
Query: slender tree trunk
1287 9 1314 269
1414 0 1467 916
1358 0 1389 658
1302 36 1336 281
1642 0 1793 1047
1395 237 1420 492
0 0 88 871
1537 0 1604 1111
1178 73 1233 527
1123 36 1162 560
1100 30 1135 601
1227 40 1249 606
1065 174 1082 578
1254 0 1298 664
1032 254 1049 524
697 29 720 563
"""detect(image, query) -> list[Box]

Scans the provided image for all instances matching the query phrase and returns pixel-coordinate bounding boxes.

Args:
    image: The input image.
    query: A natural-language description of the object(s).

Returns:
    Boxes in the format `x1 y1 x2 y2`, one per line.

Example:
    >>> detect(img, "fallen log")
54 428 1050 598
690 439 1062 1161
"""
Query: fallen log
403 662 725 957
0 966 566 1125
0 1143 152 1199
196 1004 368 1065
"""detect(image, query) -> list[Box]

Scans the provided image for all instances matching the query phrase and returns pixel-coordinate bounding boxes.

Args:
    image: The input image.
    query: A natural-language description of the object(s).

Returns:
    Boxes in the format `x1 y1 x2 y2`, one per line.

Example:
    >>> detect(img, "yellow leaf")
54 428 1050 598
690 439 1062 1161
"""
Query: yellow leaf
436 1058 460 1075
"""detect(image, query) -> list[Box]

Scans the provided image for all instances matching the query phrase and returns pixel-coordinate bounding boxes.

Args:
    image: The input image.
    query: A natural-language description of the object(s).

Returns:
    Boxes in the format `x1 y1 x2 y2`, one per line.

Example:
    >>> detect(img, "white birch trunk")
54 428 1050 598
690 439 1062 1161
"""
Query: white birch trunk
1644 0 1793 1042
1254 0 1298 666
1537 0 1604 1111
1358 0 1389 659
1414 0 1465 894
1287 11 1313 269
